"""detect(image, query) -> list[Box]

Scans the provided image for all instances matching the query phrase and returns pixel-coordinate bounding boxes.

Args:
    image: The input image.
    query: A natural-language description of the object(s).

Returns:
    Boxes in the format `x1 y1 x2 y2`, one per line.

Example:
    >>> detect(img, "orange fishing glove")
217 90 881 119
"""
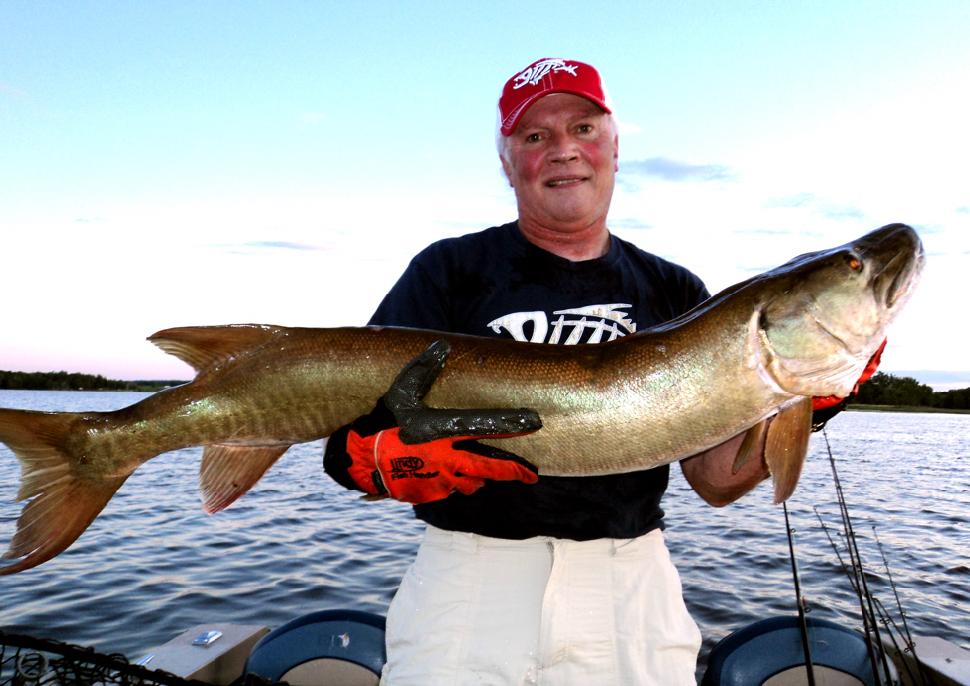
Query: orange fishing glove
811 338 886 430
323 340 542 504
343 426 538 503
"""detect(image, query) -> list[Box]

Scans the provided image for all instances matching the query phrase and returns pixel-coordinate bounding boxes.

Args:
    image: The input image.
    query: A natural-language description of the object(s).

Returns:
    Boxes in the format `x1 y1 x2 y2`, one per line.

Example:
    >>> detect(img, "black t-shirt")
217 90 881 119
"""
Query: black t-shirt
368 221 709 540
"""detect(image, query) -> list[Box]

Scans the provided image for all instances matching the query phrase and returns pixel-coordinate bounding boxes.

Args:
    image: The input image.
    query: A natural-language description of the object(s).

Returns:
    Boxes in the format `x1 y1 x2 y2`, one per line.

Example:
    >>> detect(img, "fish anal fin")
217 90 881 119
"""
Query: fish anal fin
199 444 291 514
764 397 813 504
148 324 285 374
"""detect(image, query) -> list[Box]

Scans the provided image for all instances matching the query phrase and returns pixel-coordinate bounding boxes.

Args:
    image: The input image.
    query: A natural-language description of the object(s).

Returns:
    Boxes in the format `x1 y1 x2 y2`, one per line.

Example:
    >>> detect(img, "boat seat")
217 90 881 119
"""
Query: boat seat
701 615 893 686
244 609 386 686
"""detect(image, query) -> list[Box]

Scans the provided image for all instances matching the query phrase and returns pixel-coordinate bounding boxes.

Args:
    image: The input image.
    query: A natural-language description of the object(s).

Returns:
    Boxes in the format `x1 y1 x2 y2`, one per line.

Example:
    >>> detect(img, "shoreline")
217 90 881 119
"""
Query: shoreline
2 390 968 415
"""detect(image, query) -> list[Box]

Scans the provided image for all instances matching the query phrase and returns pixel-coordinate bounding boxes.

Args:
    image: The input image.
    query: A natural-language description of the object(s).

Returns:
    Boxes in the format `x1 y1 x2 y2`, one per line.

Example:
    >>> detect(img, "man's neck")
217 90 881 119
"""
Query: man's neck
517 219 611 262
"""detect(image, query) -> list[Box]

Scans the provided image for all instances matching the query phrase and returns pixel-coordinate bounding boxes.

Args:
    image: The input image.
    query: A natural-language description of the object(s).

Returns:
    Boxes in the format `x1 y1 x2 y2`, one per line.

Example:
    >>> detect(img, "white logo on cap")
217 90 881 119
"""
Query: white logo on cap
512 59 578 90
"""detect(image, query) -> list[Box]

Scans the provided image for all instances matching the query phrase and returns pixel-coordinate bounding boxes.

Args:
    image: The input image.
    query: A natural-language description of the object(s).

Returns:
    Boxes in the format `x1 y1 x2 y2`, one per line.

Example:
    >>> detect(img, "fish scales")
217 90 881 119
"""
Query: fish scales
0 223 924 573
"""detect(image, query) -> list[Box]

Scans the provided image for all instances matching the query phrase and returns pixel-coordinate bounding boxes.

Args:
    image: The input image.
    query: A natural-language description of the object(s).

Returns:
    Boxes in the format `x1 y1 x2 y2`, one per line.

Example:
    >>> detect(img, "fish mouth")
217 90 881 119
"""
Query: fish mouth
856 224 926 312
888 246 924 308
869 228 925 311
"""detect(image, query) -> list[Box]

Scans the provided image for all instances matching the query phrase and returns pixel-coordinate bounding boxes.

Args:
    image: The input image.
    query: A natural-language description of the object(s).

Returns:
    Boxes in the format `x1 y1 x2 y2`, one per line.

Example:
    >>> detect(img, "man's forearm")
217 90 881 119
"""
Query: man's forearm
679 423 771 507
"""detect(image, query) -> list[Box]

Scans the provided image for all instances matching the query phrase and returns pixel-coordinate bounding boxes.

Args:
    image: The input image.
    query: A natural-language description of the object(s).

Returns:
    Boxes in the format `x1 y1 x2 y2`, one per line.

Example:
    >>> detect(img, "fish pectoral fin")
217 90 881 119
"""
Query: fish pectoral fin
148 324 285 375
764 397 813 504
199 444 291 513
731 421 768 475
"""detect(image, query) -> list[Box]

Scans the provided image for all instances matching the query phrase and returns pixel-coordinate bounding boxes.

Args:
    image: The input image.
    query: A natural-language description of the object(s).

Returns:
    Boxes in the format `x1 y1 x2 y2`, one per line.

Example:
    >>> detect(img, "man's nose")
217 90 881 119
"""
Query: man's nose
548 134 579 162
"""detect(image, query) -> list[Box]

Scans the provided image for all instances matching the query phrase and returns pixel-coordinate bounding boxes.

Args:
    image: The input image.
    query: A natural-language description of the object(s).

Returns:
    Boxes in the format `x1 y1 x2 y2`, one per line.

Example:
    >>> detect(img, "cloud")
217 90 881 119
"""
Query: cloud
819 204 865 220
620 156 735 182
615 177 643 193
614 117 642 136
764 192 864 221
247 240 321 250
609 218 653 231
734 226 802 237
910 223 943 235
211 240 325 255
765 193 816 208
957 206 969 214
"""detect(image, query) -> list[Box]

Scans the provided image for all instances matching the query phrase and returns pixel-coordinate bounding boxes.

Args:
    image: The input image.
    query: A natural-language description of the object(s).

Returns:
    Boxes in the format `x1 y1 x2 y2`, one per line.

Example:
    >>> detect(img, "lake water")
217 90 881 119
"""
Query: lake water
1 390 967 675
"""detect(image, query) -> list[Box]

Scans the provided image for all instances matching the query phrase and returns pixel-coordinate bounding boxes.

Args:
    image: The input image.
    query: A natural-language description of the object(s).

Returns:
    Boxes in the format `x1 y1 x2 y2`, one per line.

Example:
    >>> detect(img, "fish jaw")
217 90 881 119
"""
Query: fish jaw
865 224 925 312
757 223 924 398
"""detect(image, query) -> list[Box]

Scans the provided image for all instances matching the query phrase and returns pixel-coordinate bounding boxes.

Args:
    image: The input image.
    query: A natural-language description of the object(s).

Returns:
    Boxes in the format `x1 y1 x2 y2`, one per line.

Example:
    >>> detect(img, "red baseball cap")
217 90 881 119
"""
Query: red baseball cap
498 58 612 136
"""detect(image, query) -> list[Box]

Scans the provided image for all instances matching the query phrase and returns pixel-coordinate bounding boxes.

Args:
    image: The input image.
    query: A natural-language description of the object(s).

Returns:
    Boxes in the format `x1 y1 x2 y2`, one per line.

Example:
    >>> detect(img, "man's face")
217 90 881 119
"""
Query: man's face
502 93 618 233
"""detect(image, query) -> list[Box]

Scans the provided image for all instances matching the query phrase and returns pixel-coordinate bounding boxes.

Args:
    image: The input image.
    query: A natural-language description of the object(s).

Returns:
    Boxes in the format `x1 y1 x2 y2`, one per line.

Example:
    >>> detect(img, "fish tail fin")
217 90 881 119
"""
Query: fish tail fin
0 408 127 575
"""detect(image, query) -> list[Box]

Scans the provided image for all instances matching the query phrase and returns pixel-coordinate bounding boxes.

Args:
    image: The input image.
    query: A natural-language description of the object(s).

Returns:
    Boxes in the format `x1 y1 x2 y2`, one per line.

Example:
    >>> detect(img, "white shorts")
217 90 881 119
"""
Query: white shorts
380 525 701 685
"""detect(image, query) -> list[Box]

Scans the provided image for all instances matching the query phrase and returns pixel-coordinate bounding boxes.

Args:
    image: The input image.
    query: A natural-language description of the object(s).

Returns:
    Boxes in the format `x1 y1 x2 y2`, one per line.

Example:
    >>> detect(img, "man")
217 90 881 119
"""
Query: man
324 58 824 684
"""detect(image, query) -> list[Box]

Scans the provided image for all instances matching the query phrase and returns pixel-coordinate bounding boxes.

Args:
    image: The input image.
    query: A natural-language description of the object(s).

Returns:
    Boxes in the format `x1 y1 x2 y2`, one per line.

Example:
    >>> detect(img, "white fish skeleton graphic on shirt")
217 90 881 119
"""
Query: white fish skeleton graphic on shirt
487 304 636 344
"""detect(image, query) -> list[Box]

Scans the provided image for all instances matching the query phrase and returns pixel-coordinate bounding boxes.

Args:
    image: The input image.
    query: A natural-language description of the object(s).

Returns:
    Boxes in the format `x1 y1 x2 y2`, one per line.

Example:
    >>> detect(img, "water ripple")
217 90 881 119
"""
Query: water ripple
1 392 967 670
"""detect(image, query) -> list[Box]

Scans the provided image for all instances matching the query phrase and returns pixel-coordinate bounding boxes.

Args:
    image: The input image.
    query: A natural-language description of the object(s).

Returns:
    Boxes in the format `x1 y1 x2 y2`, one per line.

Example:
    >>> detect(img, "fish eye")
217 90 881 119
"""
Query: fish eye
845 254 863 271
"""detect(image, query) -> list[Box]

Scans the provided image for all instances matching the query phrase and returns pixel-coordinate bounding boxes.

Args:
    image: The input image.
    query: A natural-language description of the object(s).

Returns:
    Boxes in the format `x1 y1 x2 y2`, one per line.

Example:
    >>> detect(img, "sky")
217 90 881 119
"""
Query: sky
1 1 968 389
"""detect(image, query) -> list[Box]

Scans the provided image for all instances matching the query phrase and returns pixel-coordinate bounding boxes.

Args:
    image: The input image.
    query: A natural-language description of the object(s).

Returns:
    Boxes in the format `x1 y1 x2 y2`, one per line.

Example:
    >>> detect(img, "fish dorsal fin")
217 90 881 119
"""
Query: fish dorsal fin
148 325 285 374
199 444 291 513
764 397 813 503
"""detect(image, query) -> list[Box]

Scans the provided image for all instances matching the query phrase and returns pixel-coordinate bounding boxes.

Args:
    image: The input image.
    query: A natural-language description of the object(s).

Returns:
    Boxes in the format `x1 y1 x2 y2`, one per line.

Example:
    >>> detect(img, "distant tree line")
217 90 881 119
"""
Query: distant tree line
2 369 967 410
0 370 185 392
853 372 970 410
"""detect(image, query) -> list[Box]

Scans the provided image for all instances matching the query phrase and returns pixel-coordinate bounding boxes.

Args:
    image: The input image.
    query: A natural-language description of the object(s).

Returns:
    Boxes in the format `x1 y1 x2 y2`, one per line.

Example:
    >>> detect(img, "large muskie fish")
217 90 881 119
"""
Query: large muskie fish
0 224 923 573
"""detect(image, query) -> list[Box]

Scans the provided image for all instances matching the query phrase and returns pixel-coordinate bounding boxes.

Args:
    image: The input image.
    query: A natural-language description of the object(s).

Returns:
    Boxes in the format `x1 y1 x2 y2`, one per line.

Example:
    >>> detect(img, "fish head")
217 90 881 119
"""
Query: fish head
757 223 924 397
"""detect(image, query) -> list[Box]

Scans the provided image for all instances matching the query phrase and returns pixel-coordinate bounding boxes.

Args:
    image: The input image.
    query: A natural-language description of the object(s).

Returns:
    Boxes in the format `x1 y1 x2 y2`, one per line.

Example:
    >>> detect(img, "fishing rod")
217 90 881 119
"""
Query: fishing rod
873 597 931 686
814 507 927 686
819 428 896 685
783 501 817 686
819 431 882 679
872 525 933 685
870 526 914 648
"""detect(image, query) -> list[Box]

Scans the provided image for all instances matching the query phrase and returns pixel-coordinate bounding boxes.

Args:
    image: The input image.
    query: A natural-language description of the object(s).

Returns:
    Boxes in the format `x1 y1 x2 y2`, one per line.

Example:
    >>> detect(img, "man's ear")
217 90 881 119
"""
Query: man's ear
613 134 619 172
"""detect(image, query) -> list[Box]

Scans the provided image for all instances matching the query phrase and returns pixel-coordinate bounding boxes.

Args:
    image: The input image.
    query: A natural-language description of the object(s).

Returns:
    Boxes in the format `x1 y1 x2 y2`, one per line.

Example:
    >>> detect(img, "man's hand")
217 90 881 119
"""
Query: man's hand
324 340 542 504
811 338 886 431
344 425 539 503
